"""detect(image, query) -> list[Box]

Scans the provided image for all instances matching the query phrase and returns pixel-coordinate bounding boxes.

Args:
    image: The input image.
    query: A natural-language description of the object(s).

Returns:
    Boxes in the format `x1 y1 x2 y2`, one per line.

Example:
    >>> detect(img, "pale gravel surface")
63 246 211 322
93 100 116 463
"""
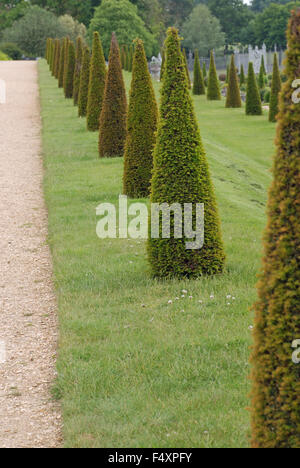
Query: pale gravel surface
0 61 62 448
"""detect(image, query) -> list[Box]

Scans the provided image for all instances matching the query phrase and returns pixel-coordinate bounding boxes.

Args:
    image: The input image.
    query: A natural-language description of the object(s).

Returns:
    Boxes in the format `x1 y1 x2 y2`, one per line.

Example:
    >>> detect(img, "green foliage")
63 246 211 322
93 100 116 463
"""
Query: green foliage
50 38 56 75
240 64 246 85
0 50 11 60
64 40 75 99
193 49 205 96
63 37 70 92
251 9 300 449
246 62 262 116
182 4 226 56
99 33 127 158
148 28 225 279
30 0 94 26
123 39 158 198
54 38 61 79
160 48 165 81
269 53 282 122
0 0 29 33
58 37 66 88
182 48 191 89
207 51 221 101
226 54 242 108
58 14 86 43
202 61 207 78
89 0 157 59
78 46 90 118
258 62 266 89
0 41 23 60
2 5 65 57
86 32 106 132
73 36 83 106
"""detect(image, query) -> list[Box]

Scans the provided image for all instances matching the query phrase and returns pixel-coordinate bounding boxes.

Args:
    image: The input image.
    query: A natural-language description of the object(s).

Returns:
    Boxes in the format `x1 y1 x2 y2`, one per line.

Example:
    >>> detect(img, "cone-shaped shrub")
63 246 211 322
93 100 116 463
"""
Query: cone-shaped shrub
124 46 129 71
58 38 66 89
128 45 133 72
261 55 266 75
240 64 245 85
78 46 91 118
193 50 205 95
226 65 229 83
182 48 191 89
54 39 61 79
121 45 126 69
202 61 207 78
246 62 262 115
160 49 165 81
86 32 106 132
250 9 300 449
64 41 75 99
269 53 282 122
46 38 51 63
226 55 242 108
123 39 158 198
148 28 225 279
207 51 221 100
99 33 127 158
63 37 70 93
50 39 56 75
73 36 83 106
258 62 265 89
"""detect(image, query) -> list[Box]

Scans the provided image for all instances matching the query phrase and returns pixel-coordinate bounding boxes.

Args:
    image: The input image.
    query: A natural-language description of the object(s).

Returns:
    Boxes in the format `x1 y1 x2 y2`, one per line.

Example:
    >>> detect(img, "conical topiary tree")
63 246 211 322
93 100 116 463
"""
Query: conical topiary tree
73 36 83 106
64 40 75 99
54 39 61 79
148 28 226 278
86 32 106 132
240 64 245 85
121 45 126 69
63 37 70 93
258 61 266 89
246 62 262 115
226 64 229 84
193 49 205 95
269 53 282 122
99 33 127 158
226 54 242 108
78 46 91 118
202 61 207 79
207 51 221 100
128 45 134 72
124 45 130 71
51 39 56 75
182 48 191 89
46 38 51 63
58 38 66 88
261 55 266 75
250 8 300 449
123 39 158 198
160 49 165 81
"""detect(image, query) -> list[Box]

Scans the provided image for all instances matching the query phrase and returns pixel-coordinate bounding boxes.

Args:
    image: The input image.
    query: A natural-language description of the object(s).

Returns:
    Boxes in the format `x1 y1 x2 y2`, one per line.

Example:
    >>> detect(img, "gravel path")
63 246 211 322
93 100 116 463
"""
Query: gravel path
0 61 61 448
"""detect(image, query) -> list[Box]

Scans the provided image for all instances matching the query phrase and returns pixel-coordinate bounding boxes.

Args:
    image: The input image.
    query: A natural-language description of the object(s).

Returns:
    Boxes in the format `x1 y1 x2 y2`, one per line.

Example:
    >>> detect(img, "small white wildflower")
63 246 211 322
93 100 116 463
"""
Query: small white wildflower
210 295 214 300
182 289 188 294
181 295 186 298
226 295 232 299
168 300 173 305
189 296 193 299
249 325 254 330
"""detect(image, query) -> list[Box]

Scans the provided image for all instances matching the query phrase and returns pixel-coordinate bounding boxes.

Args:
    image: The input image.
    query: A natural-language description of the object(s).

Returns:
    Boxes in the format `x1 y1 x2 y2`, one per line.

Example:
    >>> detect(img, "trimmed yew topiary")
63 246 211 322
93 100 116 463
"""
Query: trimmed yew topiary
123 39 158 198
58 38 66 88
64 40 75 99
99 32 127 158
202 61 207 79
54 39 61 79
86 32 106 132
160 49 165 81
246 62 262 115
78 46 91 118
258 62 266 89
269 53 282 122
46 38 51 63
226 54 242 108
250 8 300 449
63 37 70 93
240 64 245 85
73 36 83 106
50 39 56 75
148 28 226 279
207 51 221 100
193 49 205 95
182 48 191 89
261 55 266 75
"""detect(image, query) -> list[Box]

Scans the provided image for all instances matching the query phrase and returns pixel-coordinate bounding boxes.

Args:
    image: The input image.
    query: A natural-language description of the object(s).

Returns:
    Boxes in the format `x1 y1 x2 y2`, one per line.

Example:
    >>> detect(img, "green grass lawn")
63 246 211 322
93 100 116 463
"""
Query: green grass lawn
38 59 276 448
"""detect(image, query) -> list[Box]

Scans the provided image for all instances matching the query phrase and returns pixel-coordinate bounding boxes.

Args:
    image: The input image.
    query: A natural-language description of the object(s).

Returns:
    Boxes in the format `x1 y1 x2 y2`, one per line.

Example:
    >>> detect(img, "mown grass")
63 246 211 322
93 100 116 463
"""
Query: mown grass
38 59 276 448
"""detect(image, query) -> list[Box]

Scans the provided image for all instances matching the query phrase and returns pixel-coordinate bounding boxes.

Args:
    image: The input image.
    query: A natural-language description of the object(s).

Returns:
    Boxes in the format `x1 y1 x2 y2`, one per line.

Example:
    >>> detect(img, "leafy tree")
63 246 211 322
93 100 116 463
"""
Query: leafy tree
207 51 221 100
0 0 29 35
99 33 127 157
78 46 91 117
73 36 83 106
246 62 262 115
58 14 86 43
89 0 157 58
193 49 205 95
2 5 65 57
182 4 225 57
148 27 225 278
123 39 158 198
268 52 282 122
226 54 242 108
251 9 300 448
87 32 106 131
30 0 95 26
160 0 194 28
